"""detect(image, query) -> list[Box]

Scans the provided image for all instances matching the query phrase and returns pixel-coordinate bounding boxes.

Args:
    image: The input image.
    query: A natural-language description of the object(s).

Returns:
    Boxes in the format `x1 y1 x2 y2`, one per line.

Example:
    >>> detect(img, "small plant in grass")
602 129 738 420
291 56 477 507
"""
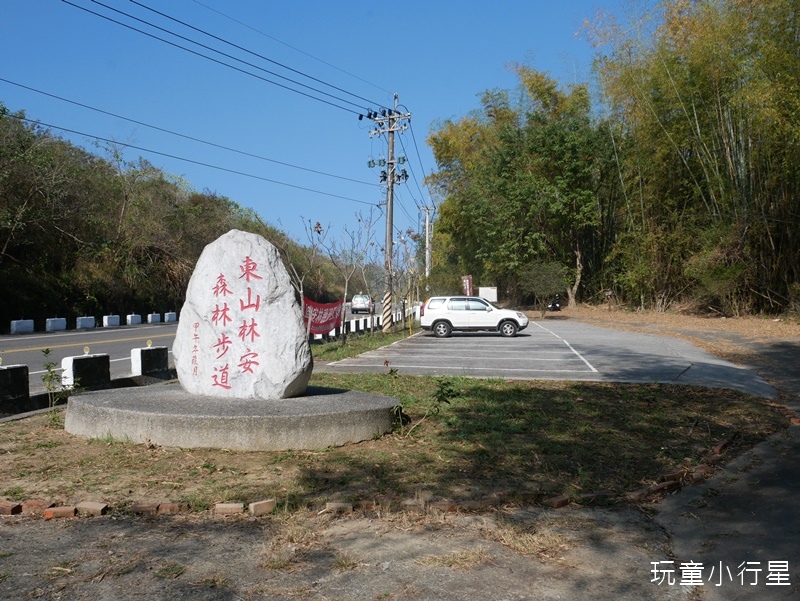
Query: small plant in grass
34 440 62 449
180 493 212 512
88 433 131 446
2 486 25 501
404 377 457 437
41 348 69 427
333 551 360 571
154 562 185 579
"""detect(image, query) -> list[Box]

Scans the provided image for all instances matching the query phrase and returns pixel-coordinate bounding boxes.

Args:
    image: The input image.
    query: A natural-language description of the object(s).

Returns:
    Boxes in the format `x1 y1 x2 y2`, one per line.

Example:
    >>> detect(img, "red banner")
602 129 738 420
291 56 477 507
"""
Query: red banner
303 298 344 335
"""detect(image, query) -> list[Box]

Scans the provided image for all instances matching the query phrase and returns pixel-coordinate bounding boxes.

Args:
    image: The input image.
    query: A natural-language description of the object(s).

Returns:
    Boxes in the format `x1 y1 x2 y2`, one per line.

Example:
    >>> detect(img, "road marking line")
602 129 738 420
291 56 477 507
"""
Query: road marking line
349 355 580 363
325 363 594 373
0 333 174 354
328 361 597 374
530 323 598 373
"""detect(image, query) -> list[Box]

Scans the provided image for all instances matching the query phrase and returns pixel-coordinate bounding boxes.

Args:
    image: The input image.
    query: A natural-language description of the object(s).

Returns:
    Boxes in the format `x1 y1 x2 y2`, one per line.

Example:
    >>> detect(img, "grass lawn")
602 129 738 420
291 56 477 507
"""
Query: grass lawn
0 354 787 513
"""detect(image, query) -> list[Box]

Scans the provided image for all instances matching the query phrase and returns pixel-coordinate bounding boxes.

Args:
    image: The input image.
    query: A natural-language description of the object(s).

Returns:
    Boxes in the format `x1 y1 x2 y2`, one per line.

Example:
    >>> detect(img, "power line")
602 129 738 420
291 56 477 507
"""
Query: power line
397 135 425 208
83 0 373 112
406 120 435 200
191 0 392 97
15 115 377 207
392 187 419 226
0 77 377 188
129 0 388 110
62 0 365 115
397 105 436 208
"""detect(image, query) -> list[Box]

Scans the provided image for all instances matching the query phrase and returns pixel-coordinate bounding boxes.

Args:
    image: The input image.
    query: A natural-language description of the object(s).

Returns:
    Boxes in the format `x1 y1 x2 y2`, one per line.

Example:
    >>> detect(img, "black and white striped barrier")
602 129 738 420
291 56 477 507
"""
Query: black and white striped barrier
308 306 418 342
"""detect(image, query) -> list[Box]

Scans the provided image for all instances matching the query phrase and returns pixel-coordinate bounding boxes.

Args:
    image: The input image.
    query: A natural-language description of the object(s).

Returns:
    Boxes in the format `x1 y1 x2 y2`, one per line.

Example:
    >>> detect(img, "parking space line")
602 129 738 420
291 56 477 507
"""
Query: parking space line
326 362 595 374
530 323 598 373
330 355 580 365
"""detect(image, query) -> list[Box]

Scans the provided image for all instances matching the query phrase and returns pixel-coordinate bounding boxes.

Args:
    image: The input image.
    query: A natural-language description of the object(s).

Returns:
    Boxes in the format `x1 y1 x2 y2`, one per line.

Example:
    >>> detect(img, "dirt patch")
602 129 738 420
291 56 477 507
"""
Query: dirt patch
0 505 684 601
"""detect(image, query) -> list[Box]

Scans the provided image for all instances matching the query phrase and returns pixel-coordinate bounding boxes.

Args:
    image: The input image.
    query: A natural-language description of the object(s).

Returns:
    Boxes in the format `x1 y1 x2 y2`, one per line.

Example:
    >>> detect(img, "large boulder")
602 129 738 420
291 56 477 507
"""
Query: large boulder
173 230 312 399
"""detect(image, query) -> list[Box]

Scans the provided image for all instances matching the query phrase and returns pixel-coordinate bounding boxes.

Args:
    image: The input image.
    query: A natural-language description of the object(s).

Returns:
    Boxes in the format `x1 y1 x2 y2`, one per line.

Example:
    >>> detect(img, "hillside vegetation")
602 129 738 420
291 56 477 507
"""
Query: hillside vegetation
0 107 345 332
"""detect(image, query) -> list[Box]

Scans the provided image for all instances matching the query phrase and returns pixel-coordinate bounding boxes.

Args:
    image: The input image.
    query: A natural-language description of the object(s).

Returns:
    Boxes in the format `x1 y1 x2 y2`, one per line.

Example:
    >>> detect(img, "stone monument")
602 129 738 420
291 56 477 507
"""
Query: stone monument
172 229 312 399
65 229 399 451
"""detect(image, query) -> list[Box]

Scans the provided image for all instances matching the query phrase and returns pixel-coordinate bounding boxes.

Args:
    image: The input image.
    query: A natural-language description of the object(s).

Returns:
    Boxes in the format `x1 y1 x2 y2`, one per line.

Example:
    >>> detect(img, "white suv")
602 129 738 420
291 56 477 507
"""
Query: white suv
420 296 529 338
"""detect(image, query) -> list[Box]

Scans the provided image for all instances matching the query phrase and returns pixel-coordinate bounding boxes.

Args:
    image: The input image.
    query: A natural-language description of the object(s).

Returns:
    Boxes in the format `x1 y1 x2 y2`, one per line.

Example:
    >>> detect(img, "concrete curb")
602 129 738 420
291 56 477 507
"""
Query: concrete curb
64 382 399 451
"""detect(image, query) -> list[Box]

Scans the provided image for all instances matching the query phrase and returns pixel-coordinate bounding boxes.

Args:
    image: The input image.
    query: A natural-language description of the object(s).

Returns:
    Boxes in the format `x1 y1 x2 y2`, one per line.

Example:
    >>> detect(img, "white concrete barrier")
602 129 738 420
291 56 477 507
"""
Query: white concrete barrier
46 318 67 332
131 346 170 377
164 312 177 323
127 314 142 326
147 313 161 324
76 316 96 330
10 320 34 334
103 315 120 327
61 354 111 389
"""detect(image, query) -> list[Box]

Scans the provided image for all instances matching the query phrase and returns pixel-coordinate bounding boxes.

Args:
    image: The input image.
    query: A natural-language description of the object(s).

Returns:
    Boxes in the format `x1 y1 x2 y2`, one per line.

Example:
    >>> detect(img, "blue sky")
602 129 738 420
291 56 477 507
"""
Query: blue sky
2 0 620 244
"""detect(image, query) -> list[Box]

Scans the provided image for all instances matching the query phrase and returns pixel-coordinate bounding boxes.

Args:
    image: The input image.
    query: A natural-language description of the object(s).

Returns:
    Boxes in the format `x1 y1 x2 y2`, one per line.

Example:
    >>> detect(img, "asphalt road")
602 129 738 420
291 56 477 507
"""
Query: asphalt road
0 323 177 394
0 304 375 394
318 320 776 398
1 317 775 399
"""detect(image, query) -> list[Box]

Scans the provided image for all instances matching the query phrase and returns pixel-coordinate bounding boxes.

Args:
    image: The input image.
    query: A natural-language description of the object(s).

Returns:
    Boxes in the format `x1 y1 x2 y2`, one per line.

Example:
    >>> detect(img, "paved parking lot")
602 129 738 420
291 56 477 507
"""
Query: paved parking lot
317 320 776 397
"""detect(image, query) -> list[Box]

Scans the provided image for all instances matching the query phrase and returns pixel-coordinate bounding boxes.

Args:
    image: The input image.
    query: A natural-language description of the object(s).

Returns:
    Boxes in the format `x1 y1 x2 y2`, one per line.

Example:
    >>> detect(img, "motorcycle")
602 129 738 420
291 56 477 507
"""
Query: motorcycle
547 295 562 312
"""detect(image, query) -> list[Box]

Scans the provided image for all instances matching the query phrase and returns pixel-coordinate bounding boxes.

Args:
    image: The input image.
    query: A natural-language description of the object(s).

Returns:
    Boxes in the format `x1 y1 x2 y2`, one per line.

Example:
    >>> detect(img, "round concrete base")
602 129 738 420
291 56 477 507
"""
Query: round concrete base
65 382 399 451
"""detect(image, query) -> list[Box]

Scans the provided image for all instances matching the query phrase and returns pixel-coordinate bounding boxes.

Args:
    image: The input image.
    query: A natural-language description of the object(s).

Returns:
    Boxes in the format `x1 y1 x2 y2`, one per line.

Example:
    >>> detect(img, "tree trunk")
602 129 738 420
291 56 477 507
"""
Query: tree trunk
567 248 582 308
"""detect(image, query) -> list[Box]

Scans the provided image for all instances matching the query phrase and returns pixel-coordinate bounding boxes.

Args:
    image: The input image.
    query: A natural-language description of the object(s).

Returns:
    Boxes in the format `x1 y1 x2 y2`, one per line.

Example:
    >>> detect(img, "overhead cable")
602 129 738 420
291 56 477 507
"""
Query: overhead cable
15 116 377 207
129 0 388 110
191 0 392 96
0 77 376 187
83 0 370 112
61 0 363 115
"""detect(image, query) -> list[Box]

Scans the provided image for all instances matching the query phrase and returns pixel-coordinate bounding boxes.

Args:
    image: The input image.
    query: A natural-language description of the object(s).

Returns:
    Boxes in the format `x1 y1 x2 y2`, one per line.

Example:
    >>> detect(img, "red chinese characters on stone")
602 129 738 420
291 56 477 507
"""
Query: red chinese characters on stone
192 322 201 376
239 287 261 312
238 318 260 343
239 256 262 283
213 333 233 359
212 364 232 390
238 350 259 374
213 273 233 297
201 256 266 390
212 303 232 327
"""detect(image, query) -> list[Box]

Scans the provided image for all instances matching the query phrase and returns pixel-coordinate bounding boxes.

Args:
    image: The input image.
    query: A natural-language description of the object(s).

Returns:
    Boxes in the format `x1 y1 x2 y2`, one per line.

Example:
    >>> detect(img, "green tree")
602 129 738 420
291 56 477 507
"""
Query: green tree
518 261 567 318
427 67 611 306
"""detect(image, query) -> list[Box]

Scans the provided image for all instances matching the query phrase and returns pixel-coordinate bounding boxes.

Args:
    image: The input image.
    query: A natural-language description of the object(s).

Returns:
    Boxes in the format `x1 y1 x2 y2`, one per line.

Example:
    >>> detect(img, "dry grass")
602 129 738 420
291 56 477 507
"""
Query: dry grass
487 516 574 561
0 305 794 519
0 374 787 514
416 547 493 570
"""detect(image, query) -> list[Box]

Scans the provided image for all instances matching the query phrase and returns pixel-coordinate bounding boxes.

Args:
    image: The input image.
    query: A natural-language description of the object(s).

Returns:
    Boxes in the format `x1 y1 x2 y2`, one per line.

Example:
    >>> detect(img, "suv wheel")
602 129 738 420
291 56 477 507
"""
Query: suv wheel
433 321 452 338
500 321 518 337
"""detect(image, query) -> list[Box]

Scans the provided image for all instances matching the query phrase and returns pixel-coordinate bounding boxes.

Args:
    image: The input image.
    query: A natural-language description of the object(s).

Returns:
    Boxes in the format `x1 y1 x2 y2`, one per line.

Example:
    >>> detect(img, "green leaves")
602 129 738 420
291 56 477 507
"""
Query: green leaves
428 68 606 301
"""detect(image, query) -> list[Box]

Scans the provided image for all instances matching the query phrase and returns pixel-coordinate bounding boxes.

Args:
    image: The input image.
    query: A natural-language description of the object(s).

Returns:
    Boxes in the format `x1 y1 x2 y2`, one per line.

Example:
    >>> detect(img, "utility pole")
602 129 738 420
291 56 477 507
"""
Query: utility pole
421 205 434 291
365 93 410 332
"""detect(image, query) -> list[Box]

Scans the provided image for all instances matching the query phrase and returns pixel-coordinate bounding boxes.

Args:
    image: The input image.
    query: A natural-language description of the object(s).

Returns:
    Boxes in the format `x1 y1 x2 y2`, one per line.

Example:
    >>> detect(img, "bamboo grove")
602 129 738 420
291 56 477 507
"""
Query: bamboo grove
426 0 800 315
